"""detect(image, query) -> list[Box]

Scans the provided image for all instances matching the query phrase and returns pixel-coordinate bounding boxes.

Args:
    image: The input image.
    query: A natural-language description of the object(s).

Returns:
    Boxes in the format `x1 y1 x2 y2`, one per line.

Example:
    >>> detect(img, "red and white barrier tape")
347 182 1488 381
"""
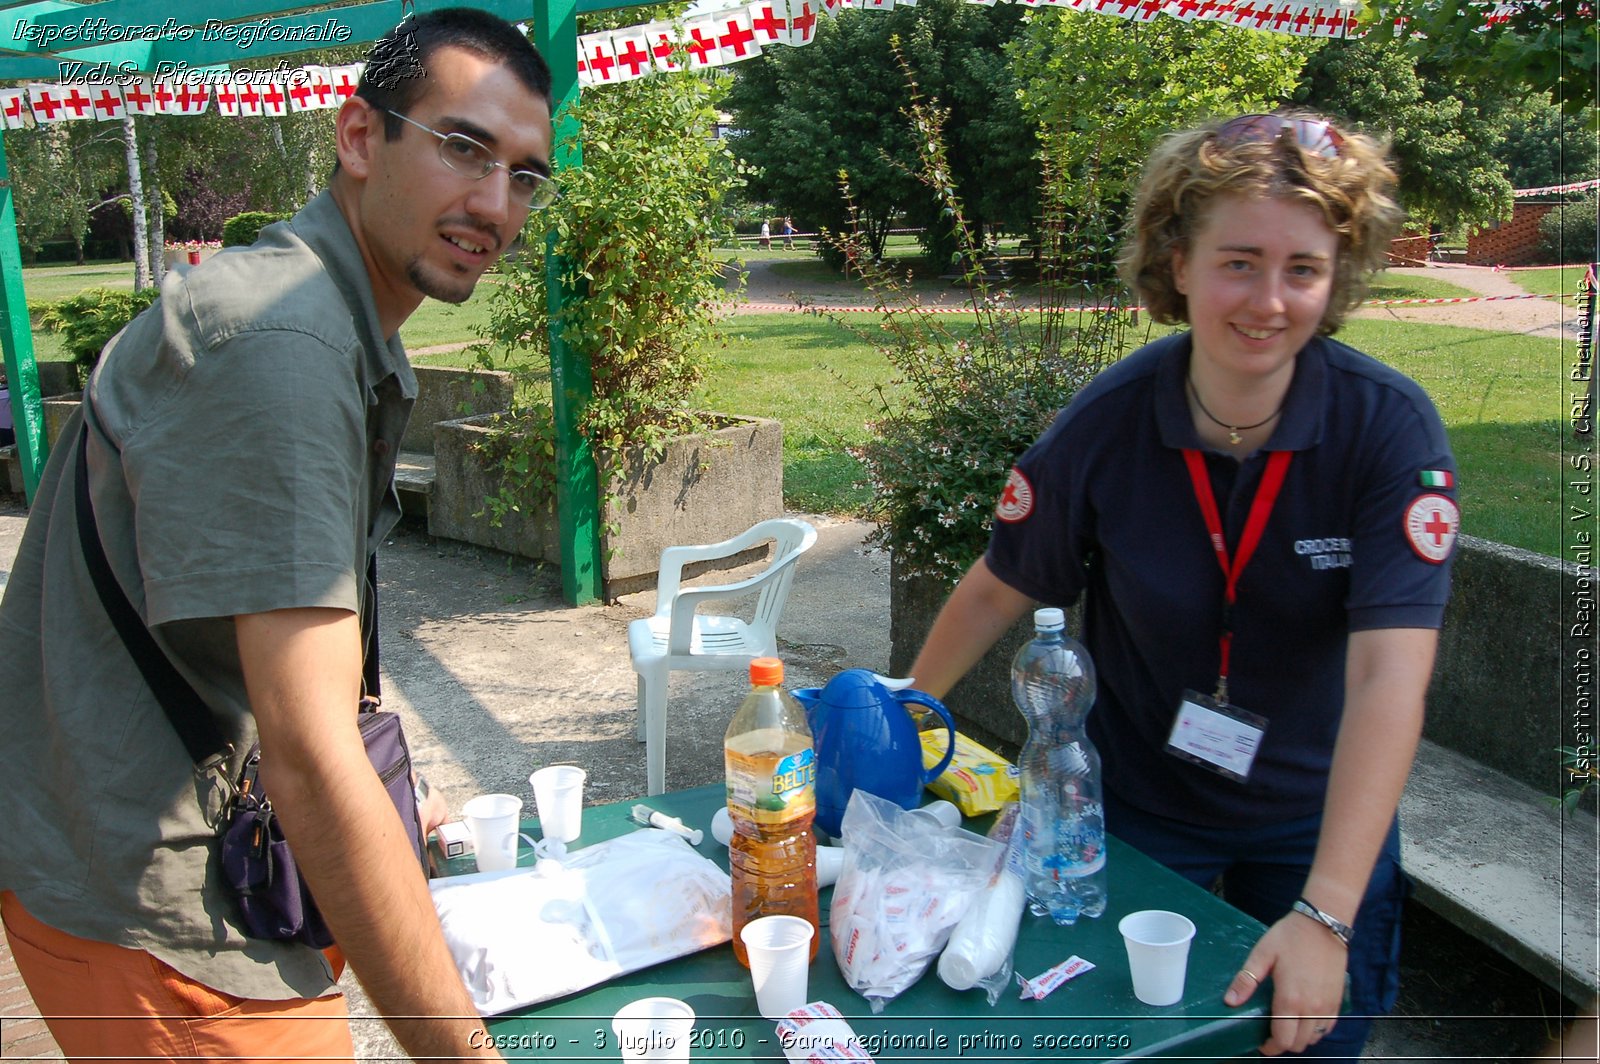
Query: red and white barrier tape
737 291 1576 315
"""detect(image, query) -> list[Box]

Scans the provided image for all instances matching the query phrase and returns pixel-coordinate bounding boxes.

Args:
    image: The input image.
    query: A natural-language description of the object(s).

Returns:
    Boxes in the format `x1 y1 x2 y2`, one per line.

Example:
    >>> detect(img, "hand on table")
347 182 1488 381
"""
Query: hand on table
414 775 450 838
1224 912 1348 1056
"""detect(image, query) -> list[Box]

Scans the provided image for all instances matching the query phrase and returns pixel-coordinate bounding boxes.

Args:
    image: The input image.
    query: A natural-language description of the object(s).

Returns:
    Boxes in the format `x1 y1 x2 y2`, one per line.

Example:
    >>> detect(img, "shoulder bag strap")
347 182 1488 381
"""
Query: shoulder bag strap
74 421 228 768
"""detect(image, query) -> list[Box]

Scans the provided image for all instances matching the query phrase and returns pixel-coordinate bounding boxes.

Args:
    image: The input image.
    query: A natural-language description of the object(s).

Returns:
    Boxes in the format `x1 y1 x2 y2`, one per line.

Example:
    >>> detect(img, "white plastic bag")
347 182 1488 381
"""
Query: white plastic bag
829 790 1000 1012
430 829 731 1014
937 802 1026 1005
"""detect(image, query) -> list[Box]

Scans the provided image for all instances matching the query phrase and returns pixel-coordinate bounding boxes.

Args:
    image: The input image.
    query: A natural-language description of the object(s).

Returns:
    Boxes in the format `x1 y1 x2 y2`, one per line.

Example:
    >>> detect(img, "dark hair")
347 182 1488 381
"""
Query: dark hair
1118 111 1405 335
356 7 554 136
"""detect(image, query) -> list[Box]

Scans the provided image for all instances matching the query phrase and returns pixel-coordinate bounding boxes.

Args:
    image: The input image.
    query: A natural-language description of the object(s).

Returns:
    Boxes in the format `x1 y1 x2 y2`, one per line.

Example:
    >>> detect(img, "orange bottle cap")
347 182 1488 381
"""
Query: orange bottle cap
749 657 784 686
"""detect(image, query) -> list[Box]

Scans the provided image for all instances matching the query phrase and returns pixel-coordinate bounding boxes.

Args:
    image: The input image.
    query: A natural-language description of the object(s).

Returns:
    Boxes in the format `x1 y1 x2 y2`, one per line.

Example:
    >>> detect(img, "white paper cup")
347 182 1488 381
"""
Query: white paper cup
530 765 587 844
906 800 962 829
612 996 695 1062
1119 909 1197 1006
815 844 844 888
461 793 534 873
740 914 815 1019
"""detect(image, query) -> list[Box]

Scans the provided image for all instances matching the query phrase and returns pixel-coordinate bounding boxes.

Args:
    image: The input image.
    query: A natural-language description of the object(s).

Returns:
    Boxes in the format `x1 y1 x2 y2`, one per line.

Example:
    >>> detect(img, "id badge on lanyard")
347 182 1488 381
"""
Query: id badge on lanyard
1163 449 1291 783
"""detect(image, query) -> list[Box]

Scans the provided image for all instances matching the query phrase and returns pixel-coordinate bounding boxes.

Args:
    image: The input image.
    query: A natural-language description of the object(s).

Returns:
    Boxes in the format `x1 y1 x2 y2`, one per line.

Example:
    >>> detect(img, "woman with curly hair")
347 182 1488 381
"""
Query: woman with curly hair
910 113 1458 1058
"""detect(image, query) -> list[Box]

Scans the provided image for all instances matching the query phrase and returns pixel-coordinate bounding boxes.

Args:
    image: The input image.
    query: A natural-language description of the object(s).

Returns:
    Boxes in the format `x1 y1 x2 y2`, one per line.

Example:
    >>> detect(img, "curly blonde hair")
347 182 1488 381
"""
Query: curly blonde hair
1118 112 1406 334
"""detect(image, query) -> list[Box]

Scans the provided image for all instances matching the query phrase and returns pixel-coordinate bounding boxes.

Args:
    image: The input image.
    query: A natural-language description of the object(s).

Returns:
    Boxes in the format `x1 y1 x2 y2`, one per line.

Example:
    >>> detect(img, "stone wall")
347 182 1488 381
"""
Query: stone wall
1465 202 1556 267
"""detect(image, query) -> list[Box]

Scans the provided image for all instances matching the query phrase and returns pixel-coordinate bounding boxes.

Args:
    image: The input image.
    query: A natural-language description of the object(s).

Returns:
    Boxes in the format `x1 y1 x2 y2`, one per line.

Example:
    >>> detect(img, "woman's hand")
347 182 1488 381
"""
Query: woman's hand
1225 912 1349 1055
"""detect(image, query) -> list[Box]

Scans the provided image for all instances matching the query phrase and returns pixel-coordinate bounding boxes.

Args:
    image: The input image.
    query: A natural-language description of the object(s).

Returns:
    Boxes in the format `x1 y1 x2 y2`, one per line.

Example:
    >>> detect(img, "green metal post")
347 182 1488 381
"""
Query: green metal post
533 0 603 605
0 130 45 503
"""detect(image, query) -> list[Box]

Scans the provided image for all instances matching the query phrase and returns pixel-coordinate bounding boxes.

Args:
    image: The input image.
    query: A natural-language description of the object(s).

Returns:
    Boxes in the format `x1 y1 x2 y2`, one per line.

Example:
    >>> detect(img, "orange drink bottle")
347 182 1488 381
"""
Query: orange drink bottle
724 657 819 967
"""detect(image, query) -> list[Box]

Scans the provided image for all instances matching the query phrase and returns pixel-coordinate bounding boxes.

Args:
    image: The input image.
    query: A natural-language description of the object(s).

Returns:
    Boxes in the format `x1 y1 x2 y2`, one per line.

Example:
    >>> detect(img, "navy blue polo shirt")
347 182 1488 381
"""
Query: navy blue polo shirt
986 332 1457 828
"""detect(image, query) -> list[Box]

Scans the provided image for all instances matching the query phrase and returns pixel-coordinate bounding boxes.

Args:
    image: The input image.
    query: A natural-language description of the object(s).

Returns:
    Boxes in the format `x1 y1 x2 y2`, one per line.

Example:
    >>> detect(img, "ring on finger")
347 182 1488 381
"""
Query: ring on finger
1238 969 1260 984
1312 1025 1328 1035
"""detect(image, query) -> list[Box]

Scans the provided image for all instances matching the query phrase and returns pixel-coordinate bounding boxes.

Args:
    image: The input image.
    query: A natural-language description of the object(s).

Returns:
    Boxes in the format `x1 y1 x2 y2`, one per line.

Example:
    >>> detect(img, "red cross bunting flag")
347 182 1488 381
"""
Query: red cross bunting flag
288 65 335 111
120 77 156 117
0 89 27 130
307 67 338 109
88 83 126 121
212 80 240 118
749 1 789 45
258 78 289 117
785 0 820 44
330 64 363 102
150 79 179 115
234 78 263 118
28 84 72 123
683 16 726 68
716 9 762 61
643 23 684 72
173 81 210 116
611 31 654 81
578 33 619 85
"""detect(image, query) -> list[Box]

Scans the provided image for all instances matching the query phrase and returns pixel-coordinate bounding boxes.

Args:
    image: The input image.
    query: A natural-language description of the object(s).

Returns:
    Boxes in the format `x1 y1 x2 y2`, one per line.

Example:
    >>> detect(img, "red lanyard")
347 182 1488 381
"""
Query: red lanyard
1180 449 1293 702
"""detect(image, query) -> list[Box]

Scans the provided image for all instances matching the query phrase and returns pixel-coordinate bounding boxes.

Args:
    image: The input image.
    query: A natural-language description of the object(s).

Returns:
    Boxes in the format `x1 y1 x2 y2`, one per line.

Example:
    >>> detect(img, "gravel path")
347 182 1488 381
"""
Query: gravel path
730 257 1588 343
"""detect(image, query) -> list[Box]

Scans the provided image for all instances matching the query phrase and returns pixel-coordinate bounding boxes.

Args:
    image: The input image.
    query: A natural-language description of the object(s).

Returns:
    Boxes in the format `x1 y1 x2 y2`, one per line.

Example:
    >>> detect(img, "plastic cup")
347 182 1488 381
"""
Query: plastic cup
1119 909 1197 1006
530 765 587 843
612 996 695 1062
461 793 535 873
740 914 815 1019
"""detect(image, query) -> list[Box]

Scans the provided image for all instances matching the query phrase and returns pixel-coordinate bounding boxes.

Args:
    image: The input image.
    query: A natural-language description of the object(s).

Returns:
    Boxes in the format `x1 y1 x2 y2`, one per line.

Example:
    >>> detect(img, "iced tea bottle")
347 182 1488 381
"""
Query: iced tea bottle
725 657 819 966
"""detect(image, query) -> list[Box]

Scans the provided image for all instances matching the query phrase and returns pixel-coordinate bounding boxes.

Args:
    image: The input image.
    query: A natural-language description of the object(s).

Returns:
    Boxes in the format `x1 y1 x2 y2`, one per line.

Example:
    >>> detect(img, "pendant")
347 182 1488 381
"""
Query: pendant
1228 428 1242 445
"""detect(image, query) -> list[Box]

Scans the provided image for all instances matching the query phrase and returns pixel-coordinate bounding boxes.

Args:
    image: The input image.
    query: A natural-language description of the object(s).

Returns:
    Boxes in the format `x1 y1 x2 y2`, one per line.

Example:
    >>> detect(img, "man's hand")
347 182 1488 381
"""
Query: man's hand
238 607 502 1061
1225 912 1347 1055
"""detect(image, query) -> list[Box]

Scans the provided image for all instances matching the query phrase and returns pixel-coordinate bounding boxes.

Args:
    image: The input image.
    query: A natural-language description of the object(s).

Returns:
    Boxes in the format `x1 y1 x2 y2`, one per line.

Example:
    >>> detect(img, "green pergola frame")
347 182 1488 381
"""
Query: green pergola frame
0 0 628 604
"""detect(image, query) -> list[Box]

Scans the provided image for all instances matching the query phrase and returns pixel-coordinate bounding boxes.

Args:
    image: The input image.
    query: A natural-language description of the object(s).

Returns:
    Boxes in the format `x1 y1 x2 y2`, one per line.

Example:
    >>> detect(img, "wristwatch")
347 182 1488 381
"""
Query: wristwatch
1292 897 1354 947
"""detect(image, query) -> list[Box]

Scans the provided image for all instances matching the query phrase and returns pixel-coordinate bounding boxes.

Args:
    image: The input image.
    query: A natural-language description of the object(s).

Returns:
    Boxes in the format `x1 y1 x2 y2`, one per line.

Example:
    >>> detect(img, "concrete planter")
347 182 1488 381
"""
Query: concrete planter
162 247 221 270
431 412 784 596
887 553 1061 753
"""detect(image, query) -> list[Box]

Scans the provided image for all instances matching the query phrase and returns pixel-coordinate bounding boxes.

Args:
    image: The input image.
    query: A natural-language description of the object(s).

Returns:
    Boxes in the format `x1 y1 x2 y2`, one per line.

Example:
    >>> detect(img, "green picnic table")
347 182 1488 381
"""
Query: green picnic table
436 784 1270 1061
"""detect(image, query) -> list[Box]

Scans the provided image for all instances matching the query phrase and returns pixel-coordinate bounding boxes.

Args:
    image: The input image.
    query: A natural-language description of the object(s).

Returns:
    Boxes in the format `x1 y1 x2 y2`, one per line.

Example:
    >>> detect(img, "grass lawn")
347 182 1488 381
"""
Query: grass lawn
1505 265 1591 301
692 314 1568 557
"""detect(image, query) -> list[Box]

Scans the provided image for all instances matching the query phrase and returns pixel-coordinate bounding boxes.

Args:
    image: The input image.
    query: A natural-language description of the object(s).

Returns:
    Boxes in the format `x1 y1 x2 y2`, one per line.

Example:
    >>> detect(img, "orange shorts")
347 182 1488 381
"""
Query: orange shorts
1 891 353 1064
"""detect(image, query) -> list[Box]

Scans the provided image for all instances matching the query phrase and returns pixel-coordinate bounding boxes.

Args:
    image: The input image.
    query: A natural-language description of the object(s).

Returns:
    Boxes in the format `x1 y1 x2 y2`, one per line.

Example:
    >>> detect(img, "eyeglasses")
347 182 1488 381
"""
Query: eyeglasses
1214 114 1345 160
381 107 559 210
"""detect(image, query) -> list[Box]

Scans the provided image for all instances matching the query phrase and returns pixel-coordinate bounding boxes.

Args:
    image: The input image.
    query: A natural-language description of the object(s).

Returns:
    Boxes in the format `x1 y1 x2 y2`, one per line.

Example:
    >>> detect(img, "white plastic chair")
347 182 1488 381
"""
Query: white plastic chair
627 518 818 795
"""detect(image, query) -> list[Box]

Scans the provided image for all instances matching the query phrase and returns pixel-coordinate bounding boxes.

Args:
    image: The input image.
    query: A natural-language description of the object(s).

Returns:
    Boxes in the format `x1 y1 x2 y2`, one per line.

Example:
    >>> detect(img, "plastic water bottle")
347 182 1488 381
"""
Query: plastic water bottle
725 657 819 966
1012 607 1106 924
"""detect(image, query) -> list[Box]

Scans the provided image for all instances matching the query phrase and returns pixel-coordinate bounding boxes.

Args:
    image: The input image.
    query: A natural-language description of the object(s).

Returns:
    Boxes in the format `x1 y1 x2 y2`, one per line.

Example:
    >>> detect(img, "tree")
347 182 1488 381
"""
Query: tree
1012 13 1313 210
1495 95 1599 190
1363 0 1598 116
723 0 1034 265
1294 36 1516 233
7 122 124 263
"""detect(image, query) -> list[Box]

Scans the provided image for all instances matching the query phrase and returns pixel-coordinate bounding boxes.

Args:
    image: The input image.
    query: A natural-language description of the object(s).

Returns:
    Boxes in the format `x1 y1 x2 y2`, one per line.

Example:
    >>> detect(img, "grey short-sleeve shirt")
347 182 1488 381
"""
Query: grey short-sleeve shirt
0 190 415 999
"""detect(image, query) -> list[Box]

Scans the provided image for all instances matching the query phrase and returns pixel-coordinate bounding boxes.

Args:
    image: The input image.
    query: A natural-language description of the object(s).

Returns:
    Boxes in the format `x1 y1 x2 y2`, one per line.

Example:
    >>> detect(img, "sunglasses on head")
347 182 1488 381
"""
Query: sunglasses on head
1214 114 1345 160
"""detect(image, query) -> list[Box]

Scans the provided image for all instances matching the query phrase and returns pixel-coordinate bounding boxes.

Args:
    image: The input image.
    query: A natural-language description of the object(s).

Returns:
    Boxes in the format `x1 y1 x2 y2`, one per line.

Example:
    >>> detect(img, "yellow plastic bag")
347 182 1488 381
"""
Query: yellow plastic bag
921 731 1019 816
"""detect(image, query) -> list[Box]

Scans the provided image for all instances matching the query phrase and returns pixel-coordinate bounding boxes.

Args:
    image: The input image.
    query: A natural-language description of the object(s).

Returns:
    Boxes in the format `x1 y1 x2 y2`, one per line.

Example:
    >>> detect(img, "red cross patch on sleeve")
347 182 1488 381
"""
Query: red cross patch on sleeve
1404 493 1459 563
995 467 1034 523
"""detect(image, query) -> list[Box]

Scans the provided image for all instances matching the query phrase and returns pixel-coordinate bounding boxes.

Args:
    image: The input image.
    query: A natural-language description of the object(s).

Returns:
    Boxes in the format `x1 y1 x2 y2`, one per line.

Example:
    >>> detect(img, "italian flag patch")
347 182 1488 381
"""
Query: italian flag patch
1419 470 1454 489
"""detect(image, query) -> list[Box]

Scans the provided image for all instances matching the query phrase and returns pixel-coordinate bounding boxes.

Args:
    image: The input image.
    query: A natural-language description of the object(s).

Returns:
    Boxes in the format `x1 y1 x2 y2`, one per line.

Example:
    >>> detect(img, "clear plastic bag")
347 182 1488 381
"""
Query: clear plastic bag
829 790 1000 1012
937 802 1026 1005
430 829 730 1014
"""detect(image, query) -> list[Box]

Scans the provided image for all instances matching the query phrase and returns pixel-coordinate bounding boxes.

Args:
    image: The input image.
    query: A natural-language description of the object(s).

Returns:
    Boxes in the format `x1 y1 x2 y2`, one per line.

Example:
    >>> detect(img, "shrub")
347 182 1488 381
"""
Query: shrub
222 211 292 248
1535 191 1600 265
846 46 1130 586
38 287 160 377
474 69 742 532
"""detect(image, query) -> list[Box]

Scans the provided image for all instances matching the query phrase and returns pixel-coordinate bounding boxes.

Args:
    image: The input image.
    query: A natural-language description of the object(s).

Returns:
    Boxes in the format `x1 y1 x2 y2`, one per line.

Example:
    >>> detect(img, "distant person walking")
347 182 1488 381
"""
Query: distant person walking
759 219 772 250
782 216 796 250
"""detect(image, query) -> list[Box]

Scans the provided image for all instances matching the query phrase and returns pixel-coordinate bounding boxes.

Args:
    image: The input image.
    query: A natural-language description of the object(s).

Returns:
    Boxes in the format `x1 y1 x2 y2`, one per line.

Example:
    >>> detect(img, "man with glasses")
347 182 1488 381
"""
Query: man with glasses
0 9 552 1061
